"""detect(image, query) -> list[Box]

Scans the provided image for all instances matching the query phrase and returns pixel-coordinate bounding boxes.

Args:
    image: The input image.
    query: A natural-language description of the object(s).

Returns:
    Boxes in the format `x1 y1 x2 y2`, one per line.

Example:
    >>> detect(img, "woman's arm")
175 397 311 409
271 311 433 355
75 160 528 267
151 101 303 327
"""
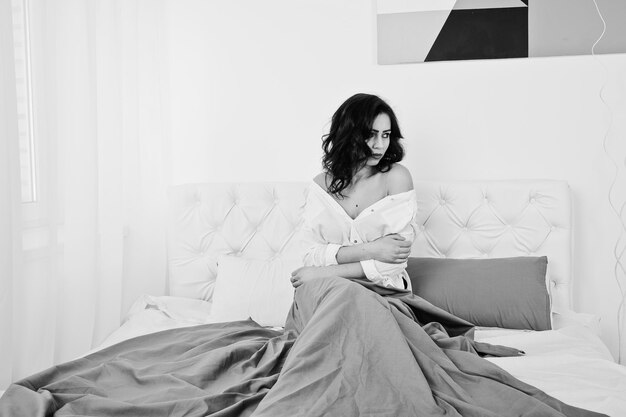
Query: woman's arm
335 243 372 263
335 235 412 264
291 262 365 288
336 164 415 265
359 164 417 283
359 210 417 284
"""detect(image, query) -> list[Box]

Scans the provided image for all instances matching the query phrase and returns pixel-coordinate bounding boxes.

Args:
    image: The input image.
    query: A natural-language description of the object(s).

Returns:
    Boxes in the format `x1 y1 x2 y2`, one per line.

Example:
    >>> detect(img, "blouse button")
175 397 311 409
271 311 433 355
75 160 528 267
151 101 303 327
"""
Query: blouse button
353 240 357 243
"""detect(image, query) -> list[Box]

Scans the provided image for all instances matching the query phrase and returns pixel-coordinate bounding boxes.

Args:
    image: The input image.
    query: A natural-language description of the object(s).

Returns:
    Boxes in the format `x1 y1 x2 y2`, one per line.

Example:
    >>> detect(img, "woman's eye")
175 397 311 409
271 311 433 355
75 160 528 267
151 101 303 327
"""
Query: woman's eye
383 132 390 139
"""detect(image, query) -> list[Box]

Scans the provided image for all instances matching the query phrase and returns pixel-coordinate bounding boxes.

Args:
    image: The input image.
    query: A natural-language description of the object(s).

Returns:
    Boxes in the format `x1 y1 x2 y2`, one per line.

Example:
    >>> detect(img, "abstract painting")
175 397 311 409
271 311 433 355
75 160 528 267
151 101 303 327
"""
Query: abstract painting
377 0 626 64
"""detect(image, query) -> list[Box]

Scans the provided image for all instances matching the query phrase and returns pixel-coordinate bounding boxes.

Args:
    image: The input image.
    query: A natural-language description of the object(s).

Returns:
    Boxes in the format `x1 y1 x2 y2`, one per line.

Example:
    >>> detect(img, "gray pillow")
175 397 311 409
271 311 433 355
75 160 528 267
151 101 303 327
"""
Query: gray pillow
406 256 551 331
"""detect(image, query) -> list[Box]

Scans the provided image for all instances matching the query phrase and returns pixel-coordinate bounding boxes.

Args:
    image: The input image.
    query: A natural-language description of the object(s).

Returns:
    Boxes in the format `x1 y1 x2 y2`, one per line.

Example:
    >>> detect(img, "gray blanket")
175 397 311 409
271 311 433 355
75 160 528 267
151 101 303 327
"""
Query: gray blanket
0 276 607 416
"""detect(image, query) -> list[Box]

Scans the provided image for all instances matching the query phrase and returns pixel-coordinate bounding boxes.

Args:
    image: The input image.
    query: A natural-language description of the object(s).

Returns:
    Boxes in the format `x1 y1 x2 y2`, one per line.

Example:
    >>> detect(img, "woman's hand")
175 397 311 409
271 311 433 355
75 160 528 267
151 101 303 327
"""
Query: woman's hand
290 266 327 288
366 234 412 263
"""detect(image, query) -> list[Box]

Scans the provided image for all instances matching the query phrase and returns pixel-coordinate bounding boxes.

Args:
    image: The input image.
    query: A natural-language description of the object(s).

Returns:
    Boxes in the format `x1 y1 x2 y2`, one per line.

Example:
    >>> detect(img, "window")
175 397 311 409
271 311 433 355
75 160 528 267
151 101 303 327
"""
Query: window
11 0 37 204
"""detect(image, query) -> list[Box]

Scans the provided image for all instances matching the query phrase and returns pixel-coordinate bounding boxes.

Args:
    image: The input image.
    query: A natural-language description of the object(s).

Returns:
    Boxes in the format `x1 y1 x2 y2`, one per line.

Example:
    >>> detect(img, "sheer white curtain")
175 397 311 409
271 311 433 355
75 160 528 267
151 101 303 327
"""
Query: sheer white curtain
0 0 170 389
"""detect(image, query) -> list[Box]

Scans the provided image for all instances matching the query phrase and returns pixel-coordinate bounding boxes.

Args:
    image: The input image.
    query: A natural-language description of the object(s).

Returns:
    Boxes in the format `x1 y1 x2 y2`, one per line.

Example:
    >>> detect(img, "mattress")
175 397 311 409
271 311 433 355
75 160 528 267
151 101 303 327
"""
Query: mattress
90 295 626 417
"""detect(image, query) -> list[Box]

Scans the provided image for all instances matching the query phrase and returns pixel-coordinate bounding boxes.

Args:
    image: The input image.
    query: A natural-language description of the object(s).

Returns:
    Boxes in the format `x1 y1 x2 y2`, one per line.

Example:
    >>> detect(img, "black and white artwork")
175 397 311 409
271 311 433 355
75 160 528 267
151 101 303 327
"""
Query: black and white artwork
377 0 626 64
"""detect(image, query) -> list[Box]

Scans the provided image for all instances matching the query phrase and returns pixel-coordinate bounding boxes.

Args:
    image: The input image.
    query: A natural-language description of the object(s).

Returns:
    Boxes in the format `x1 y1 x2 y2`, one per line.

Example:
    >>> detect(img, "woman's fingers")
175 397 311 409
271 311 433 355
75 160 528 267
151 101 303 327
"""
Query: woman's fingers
392 240 412 248
394 249 411 262
388 238 411 248
390 253 410 263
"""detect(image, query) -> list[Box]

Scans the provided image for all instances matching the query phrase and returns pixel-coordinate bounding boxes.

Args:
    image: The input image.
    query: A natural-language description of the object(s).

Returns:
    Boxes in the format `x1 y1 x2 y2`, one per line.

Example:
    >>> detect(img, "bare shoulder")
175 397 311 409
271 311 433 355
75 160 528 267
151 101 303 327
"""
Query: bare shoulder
386 164 414 194
313 172 329 190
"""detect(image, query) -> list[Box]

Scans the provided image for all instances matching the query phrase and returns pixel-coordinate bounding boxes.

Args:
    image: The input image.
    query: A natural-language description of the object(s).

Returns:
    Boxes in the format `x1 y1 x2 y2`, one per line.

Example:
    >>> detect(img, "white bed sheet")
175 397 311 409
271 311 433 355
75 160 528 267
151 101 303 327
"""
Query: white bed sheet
93 295 626 417
475 327 626 417
89 295 216 354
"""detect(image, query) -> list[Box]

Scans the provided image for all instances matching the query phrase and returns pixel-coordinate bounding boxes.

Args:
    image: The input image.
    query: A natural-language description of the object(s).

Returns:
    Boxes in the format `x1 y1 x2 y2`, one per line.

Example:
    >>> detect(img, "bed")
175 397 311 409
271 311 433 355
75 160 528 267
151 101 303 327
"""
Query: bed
1 180 625 416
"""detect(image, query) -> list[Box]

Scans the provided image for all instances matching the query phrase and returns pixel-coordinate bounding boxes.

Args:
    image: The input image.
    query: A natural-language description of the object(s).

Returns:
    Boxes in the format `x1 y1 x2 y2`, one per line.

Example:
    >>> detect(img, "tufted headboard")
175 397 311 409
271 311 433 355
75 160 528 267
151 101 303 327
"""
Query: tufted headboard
167 180 572 312
167 183 307 302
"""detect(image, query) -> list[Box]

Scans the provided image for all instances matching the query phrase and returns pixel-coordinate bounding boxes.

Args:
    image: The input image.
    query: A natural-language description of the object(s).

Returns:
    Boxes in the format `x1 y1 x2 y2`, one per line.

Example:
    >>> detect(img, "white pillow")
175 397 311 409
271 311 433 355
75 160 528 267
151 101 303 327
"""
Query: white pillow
211 255 299 327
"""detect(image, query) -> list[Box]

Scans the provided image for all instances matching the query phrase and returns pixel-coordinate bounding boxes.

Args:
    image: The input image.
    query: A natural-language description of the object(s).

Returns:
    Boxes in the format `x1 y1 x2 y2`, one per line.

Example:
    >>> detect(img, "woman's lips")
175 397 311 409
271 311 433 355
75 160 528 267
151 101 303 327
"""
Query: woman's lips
372 153 383 159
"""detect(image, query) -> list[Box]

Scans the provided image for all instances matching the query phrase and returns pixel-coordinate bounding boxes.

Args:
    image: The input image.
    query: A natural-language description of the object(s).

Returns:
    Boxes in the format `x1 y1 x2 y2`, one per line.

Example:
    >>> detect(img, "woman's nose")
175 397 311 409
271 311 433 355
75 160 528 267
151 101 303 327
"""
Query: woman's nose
372 135 383 148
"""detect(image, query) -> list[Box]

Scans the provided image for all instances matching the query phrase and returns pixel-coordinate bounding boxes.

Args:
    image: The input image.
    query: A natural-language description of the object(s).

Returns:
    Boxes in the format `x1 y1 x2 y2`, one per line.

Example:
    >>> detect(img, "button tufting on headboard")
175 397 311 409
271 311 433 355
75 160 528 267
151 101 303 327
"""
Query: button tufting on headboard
411 180 571 312
167 182 308 301
167 180 572 313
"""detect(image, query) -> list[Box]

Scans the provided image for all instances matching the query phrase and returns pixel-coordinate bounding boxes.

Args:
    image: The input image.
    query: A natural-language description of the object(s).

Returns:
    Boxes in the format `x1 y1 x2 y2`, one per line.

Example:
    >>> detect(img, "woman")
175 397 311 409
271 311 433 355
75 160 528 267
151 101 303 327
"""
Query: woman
262 95 604 416
291 93 418 290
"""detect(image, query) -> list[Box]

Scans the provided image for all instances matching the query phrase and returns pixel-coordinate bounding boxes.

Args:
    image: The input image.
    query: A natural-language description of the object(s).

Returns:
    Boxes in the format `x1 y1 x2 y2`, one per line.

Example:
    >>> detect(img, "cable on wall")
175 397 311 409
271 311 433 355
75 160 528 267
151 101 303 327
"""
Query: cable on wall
590 0 626 364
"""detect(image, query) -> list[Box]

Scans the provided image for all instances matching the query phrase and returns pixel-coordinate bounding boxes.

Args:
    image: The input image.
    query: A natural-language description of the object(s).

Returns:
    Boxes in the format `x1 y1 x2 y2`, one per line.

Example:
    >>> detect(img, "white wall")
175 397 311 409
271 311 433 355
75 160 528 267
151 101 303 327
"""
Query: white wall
165 0 626 361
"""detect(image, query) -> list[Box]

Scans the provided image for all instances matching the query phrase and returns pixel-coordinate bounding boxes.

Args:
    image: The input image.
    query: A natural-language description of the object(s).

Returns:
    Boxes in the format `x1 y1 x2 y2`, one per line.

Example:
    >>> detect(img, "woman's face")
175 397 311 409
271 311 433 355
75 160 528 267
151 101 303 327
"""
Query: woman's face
364 113 391 166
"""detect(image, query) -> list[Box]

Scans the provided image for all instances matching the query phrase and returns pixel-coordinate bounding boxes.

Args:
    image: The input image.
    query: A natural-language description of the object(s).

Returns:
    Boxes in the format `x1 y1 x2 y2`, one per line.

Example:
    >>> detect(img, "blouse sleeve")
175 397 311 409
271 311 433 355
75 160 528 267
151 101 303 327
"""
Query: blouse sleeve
301 232 341 266
298 186 341 267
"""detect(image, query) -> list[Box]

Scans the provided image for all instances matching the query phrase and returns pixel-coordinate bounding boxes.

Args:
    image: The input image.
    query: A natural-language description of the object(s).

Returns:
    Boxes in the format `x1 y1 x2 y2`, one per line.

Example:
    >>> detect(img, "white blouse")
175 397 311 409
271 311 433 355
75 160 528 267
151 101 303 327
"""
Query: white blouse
300 181 418 289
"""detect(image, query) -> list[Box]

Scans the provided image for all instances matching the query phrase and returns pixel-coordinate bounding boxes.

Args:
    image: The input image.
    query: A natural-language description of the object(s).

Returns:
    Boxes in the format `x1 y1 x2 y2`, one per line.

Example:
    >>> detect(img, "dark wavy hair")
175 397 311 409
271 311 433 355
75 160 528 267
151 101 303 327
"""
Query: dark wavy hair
322 93 404 197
